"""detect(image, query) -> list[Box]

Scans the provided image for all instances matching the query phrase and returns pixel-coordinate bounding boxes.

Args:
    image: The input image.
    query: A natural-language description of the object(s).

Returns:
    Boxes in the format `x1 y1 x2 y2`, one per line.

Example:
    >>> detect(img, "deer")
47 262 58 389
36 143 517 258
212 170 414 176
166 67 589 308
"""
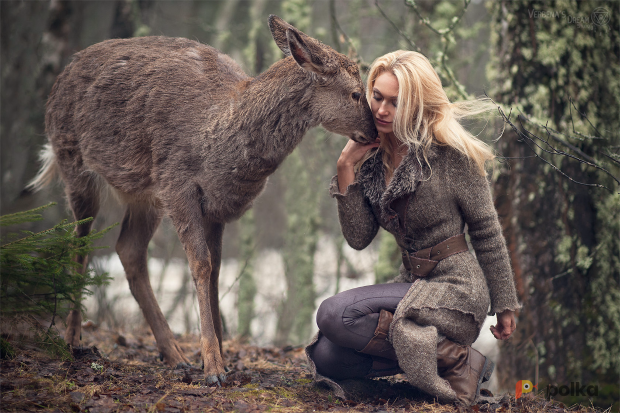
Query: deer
29 15 377 385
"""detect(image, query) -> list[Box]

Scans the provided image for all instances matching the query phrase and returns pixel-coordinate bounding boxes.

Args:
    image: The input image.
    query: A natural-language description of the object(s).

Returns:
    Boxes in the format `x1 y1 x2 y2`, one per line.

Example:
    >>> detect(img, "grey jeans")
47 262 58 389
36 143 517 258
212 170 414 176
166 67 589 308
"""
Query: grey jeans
311 283 412 380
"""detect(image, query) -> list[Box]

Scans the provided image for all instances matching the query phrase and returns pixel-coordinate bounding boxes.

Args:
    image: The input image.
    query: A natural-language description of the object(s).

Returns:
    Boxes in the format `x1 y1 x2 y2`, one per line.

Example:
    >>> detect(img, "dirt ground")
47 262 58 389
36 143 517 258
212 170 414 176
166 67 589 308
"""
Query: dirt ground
0 325 603 412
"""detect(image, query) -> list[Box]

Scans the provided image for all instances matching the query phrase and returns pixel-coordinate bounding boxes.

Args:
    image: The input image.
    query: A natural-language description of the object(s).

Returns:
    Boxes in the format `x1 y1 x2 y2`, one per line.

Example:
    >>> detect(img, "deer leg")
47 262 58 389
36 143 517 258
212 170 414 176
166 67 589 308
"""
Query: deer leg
116 204 190 368
169 205 226 385
204 221 224 355
64 182 100 348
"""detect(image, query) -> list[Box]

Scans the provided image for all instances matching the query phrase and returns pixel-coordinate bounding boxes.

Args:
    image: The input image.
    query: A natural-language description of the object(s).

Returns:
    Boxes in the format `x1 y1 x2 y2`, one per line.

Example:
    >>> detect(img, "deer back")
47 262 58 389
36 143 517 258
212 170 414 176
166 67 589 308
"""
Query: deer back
46 36 247 197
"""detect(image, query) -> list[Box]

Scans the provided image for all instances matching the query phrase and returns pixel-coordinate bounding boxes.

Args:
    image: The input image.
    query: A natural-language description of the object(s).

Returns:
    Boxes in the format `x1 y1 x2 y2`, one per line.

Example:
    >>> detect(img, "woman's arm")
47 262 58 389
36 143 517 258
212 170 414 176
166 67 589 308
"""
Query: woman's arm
332 139 381 250
451 156 521 317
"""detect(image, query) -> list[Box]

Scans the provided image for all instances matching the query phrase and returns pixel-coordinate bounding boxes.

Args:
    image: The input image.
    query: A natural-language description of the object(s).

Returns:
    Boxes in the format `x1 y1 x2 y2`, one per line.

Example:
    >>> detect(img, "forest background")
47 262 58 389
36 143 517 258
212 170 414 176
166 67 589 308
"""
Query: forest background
1 0 618 409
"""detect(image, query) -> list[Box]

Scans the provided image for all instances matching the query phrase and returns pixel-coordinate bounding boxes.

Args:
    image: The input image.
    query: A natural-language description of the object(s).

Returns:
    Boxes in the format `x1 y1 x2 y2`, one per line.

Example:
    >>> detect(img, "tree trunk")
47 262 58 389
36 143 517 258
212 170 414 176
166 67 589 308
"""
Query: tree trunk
489 1 619 407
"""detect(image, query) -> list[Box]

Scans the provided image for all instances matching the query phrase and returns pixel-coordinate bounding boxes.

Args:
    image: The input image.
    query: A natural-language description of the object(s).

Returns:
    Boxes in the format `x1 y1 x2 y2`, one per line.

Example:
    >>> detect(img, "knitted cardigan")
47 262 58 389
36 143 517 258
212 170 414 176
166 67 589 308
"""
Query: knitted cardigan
305 144 521 403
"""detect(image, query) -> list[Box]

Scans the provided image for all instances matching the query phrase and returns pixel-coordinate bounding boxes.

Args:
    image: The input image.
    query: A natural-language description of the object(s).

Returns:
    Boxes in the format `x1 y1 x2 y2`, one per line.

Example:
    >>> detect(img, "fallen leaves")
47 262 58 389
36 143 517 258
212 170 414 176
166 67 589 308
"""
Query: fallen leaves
0 328 605 412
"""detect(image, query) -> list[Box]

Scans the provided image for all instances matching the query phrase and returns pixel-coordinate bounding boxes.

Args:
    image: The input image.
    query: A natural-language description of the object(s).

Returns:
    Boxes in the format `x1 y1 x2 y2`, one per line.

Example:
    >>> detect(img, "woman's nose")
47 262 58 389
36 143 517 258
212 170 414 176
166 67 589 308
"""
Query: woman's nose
378 102 390 116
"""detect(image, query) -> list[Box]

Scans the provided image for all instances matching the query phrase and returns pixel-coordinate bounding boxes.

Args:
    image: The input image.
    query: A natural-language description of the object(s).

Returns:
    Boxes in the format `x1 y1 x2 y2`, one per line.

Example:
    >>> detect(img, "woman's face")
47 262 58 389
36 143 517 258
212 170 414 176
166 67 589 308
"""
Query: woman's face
371 72 399 135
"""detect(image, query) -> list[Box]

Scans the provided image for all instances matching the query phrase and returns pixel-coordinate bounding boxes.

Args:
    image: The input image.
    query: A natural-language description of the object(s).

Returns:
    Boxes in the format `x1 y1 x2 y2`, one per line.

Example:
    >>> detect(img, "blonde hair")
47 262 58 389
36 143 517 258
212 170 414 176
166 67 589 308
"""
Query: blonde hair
364 50 495 177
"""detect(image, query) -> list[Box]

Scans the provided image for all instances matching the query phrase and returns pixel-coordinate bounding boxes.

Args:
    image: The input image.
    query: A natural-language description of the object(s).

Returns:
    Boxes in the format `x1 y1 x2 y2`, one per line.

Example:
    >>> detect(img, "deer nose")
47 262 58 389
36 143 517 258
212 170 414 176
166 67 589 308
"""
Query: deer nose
351 130 376 143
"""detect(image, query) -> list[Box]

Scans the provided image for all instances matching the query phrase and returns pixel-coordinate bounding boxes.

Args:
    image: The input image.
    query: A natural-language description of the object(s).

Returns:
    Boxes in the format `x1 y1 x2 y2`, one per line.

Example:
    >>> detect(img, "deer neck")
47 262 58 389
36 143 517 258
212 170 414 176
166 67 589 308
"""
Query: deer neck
234 57 318 164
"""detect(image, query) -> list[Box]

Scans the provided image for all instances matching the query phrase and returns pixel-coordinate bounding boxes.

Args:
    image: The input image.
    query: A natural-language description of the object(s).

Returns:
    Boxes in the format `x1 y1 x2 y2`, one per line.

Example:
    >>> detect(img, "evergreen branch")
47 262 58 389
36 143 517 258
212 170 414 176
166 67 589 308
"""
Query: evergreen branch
1 204 115 323
0 202 56 227
0 217 92 249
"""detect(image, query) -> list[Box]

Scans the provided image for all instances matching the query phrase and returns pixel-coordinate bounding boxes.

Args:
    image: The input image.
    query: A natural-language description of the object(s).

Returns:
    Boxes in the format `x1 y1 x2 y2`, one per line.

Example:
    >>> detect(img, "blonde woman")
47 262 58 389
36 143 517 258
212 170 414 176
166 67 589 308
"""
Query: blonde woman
305 51 520 405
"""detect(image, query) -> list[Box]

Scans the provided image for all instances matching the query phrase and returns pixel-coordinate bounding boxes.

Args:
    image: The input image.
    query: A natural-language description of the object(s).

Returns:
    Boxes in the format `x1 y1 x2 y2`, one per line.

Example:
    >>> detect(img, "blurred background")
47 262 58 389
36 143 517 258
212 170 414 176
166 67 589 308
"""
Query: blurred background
1 0 618 408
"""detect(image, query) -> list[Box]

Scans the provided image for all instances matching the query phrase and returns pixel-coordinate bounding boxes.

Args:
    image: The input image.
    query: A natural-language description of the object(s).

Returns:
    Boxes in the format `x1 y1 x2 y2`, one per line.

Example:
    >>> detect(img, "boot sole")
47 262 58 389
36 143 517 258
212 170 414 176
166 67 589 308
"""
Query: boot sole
476 357 495 399
476 357 495 388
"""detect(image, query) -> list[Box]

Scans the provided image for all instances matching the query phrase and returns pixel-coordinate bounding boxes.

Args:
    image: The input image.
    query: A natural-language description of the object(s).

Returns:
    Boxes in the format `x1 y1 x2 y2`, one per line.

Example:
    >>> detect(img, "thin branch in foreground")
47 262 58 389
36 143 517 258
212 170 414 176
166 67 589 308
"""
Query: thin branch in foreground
519 114 596 163
517 113 619 188
486 94 620 193
569 96 606 140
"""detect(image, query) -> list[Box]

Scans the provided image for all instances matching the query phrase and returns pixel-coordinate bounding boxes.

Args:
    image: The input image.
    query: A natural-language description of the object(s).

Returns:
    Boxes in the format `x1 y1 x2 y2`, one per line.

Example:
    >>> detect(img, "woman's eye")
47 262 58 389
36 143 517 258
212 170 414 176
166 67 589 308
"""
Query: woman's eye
352 92 361 101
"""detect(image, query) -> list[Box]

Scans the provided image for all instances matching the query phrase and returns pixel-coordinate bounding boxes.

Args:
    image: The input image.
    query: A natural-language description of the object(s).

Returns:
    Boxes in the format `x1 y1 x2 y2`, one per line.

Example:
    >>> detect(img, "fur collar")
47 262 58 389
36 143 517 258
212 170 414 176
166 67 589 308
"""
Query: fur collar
358 145 439 233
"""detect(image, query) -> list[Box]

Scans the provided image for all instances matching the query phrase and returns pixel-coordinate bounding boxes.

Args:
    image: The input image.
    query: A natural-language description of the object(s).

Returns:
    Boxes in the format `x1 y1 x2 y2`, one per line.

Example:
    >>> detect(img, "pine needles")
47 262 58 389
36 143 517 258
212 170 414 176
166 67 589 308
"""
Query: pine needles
0 202 115 359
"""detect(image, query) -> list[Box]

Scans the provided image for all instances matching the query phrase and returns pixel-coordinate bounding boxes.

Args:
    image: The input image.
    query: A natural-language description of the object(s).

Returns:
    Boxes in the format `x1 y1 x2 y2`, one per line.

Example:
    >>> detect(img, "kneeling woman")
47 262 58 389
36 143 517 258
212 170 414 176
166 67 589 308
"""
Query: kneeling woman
306 51 520 406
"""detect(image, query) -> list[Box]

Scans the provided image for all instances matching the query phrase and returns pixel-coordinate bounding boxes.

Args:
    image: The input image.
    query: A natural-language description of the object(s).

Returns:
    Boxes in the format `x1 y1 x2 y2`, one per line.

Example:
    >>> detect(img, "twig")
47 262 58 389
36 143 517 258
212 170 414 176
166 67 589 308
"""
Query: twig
569 96 606 140
519 115 597 163
500 108 615 192
404 0 471 36
329 0 341 53
401 0 473 99
439 35 468 99
329 0 366 67
219 249 255 301
47 270 59 333
375 0 422 53
488 93 620 192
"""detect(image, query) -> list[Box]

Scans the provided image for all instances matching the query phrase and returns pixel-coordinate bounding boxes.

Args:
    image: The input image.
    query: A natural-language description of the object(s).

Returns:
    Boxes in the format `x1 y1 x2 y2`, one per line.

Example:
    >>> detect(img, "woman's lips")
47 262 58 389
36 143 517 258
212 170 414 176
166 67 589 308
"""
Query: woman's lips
375 118 391 126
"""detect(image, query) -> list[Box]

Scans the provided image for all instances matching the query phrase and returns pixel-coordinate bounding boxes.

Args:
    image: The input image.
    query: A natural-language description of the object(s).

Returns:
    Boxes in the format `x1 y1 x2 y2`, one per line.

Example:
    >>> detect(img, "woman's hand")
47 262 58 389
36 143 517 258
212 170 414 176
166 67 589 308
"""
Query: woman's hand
490 310 516 340
336 139 380 193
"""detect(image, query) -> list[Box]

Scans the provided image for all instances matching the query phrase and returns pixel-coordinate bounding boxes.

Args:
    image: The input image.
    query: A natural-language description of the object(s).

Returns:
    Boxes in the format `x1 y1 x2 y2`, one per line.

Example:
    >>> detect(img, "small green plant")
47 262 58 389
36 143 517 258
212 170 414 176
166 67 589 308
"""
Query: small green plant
0 203 115 357
0 336 15 359
91 362 104 373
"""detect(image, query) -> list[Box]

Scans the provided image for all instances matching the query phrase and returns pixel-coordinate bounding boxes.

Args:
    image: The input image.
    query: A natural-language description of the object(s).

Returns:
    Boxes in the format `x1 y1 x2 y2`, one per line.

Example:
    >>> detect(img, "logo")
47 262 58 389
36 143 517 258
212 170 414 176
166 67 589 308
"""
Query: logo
592 7 610 26
547 382 599 399
516 380 537 399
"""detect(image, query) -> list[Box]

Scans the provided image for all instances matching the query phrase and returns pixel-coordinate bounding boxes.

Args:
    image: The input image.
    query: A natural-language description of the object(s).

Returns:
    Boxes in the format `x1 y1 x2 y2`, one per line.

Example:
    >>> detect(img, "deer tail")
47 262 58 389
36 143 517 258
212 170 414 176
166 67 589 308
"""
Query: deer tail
27 143 59 192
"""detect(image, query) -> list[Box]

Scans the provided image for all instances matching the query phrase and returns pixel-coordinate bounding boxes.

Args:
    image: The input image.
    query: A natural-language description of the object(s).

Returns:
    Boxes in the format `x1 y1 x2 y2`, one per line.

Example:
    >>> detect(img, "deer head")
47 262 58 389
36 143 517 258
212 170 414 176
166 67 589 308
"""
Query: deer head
268 15 378 144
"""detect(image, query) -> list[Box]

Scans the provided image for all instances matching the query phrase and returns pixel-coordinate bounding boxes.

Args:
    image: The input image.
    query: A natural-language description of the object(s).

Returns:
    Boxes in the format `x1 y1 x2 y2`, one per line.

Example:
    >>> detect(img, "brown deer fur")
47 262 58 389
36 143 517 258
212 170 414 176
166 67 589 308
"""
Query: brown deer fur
29 15 377 385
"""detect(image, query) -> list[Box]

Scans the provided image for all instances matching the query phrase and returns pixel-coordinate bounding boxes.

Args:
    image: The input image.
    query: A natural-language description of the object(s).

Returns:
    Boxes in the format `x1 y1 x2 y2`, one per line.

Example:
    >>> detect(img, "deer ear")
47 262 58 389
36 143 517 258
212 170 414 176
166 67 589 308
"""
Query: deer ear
286 29 325 75
268 14 293 56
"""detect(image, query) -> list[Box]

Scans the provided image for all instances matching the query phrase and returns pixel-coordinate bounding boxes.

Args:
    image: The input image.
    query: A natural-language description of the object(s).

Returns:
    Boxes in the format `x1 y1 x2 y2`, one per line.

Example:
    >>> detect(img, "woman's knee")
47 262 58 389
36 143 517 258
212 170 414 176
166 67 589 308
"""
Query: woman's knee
316 296 344 338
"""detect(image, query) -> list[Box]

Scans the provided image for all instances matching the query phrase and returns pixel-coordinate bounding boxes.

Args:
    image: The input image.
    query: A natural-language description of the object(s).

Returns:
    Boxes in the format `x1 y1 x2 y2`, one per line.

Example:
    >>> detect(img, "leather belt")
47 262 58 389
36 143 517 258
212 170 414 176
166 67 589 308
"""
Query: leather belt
401 234 468 277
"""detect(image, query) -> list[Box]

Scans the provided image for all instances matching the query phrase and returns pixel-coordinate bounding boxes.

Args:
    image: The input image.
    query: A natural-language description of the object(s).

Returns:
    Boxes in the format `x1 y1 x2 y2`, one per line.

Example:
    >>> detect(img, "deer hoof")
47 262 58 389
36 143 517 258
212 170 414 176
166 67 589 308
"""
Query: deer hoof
205 374 223 387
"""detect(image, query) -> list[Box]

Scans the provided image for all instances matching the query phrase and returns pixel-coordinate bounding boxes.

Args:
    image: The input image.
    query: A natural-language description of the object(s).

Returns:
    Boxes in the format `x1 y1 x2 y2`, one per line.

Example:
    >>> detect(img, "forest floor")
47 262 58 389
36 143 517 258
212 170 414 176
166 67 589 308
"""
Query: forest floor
0 325 605 413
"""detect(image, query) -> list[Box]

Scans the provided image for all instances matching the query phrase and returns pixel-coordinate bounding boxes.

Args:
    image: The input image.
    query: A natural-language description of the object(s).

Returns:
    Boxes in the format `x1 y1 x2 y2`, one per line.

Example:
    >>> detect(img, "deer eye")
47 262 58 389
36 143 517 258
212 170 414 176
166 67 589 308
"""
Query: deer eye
352 92 361 101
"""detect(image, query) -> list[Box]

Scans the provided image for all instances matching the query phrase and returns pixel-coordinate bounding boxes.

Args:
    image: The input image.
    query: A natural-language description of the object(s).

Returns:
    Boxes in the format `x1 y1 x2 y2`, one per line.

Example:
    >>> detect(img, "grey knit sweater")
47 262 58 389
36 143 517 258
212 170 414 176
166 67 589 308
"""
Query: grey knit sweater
305 144 520 403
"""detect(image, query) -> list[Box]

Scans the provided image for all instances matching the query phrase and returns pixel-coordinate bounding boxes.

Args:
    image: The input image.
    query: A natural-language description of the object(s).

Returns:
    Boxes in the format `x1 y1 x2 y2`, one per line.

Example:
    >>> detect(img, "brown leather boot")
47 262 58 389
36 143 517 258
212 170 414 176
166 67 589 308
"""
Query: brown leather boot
436 339 494 405
358 309 397 360
358 309 402 378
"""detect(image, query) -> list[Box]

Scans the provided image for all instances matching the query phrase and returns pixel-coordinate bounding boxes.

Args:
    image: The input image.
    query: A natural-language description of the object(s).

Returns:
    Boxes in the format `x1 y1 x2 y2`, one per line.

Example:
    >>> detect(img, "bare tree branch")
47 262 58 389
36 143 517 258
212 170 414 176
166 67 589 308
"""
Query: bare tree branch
569 96 606 140
488 94 620 193
374 0 422 53
404 0 471 37
329 1 366 68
